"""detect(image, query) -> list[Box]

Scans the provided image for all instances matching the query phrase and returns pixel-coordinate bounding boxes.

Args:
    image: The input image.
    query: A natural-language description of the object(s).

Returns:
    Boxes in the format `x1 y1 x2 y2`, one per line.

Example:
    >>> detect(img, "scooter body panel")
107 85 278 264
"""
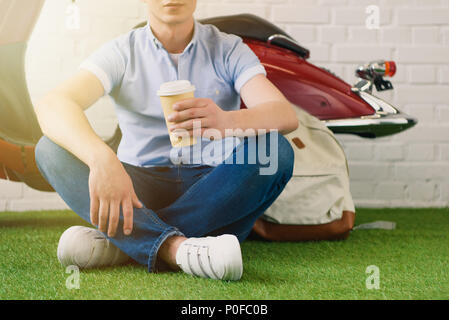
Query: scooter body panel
244 38 377 120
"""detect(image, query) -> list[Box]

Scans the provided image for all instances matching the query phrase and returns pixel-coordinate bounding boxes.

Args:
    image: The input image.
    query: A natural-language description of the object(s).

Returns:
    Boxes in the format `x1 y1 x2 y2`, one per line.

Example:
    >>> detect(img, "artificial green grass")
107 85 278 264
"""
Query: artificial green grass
0 208 448 300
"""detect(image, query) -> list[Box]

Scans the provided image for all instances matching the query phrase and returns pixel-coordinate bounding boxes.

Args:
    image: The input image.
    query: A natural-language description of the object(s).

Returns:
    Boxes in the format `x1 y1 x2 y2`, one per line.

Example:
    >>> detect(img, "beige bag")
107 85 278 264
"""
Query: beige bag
261 107 355 226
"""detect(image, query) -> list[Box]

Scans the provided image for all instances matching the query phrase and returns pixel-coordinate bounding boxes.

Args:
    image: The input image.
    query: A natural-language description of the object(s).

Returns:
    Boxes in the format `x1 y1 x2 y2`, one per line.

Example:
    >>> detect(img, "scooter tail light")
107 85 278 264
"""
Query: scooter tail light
384 61 396 77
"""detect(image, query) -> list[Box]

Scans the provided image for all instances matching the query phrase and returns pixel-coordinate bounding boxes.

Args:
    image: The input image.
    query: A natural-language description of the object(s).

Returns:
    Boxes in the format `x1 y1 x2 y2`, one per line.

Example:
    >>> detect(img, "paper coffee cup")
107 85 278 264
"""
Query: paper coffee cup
157 80 197 147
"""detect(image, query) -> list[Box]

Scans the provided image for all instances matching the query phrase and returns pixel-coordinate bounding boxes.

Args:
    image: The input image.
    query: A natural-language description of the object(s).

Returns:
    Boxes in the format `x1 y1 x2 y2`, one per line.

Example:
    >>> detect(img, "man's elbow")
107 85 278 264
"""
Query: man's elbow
287 116 299 133
280 103 299 134
34 93 58 112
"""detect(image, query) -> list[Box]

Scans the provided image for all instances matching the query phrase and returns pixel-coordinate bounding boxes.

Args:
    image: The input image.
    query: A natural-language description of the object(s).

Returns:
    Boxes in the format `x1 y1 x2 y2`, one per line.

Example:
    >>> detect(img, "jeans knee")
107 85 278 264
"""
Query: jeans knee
35 136 50 166
255 132 294 183
35 136 65 171
275 133 294 181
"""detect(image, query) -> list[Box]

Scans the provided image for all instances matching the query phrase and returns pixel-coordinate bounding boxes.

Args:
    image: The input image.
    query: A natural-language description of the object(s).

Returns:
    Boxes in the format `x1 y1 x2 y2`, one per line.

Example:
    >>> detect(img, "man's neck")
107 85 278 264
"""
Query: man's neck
149 16 195 54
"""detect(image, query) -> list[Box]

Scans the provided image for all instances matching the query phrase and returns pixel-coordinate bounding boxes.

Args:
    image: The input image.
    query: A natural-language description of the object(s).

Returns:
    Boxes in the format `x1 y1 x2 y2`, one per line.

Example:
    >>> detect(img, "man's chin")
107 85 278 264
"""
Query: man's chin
161 15 191 25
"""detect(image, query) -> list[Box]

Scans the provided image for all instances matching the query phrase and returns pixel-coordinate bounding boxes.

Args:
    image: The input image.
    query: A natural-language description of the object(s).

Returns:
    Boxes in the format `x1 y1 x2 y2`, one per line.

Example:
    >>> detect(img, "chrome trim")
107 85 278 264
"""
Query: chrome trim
267 34 295 44
358 91 398 115
356 60 389 81
352 79 373 94
324 92 417 138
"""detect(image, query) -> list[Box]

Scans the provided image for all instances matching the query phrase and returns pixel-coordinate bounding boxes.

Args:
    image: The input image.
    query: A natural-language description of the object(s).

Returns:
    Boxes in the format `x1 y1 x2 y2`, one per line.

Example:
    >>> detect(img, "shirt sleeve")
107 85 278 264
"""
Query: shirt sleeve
78 36 127 95
225 36 267 94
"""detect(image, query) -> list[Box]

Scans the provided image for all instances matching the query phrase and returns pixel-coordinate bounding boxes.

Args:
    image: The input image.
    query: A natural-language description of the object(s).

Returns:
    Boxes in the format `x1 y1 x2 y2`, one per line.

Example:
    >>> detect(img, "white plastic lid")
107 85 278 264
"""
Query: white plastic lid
157 80 196 96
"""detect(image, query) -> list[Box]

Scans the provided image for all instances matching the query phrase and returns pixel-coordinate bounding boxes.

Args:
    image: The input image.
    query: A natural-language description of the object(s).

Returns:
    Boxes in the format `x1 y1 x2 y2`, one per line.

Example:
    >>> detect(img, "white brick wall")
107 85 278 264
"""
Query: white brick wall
1 0 448 211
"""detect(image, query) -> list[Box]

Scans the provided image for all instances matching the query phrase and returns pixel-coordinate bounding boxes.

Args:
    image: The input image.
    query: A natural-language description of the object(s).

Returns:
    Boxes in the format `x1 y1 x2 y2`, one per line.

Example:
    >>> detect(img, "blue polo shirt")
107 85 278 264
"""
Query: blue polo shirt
79 19 266 167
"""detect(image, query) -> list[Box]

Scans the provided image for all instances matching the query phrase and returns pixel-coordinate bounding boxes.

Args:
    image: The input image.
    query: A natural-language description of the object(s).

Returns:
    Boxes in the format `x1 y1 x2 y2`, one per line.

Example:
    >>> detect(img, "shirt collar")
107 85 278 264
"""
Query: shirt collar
145 19 199 53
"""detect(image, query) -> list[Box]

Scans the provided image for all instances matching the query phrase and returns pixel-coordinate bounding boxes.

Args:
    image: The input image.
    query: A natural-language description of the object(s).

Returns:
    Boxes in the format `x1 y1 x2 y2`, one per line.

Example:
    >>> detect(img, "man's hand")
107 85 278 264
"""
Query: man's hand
165 74 298 140
167 98 232 139
88 152 143 237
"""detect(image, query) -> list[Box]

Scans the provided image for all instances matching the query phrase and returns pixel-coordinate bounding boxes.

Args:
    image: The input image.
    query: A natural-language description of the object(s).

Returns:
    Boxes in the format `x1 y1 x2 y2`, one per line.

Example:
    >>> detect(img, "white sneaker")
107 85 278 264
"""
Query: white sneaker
57 226 130 269
175 234 243 281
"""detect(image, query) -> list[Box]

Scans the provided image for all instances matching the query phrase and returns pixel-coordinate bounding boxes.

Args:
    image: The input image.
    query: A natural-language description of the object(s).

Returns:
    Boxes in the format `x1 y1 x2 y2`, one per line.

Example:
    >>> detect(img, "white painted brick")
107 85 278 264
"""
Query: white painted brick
348 162 392 180
406 143 435 161
319 26 346 43
343 143 374 161
0 181 23 199
208 4 269 19
380 27 412 44
349 181 376 199
440 144 449 161
8 199 69 212
251 0 289 3
22 185 65 200
28 35 77 61
333 45 392 63
380 0 412 6
396 47 449 64
0 200 6 212
412 27 440 44
307 44 330 62
353 199 388 208
347 27 378 44
436 105 449 123
390 63 407 83
408 182 438 202
280 0 318 5
441 182 449 204
443 28 449 45
439 66 449 84
395 163 449 180
408 66 436 84
395 85 449 104
375 143 405 161
341 65 358 86
272 6 329 24
374 182 406 201
90 17 130 41
193 5 209 20
394 124 449 143
78 0 142 18
288 26 317 43
347 0 381 6
319 0 346 5
415 0 445 6
398 8 449 25
333 7 391 26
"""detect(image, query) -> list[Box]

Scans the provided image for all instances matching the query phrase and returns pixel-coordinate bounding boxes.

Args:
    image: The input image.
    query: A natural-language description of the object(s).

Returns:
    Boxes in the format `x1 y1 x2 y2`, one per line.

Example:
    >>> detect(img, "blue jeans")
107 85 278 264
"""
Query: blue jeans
35 133 294 272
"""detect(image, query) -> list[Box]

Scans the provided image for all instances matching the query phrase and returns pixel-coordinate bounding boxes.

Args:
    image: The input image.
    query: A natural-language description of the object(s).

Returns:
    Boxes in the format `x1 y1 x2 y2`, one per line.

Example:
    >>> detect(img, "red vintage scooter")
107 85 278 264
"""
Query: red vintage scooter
0 7 416 193
200 15 415 138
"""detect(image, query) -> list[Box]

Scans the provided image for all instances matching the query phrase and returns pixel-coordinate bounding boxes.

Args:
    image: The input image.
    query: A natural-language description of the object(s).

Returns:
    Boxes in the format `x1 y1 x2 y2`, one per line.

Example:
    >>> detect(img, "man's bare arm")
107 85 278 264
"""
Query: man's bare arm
231 74 299 135
34 70 142 237
34 69 114 168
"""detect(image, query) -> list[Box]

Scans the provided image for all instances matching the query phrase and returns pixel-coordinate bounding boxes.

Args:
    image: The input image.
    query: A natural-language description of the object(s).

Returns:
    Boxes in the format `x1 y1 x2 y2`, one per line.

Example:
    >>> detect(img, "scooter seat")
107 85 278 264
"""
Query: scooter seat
199 14 310 59
199 14 290 43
